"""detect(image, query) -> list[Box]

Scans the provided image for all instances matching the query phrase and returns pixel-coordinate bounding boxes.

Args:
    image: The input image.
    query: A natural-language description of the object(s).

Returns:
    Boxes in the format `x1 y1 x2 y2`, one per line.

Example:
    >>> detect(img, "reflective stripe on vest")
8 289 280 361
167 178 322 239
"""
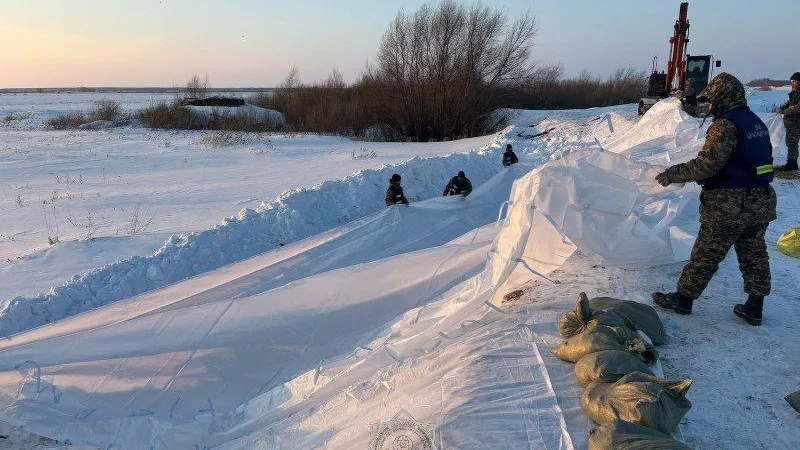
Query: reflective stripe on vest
756 164 774 175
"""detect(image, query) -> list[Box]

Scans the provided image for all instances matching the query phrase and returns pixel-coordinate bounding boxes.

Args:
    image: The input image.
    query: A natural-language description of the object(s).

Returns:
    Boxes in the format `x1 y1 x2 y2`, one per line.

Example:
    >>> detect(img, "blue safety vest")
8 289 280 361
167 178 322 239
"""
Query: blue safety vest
703 107 774 189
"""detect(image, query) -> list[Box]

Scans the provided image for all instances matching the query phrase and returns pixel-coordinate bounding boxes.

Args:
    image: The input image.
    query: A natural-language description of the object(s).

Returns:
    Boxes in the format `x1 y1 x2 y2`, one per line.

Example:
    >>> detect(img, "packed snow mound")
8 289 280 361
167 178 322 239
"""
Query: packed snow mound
186 103 286 128
0 144 513 336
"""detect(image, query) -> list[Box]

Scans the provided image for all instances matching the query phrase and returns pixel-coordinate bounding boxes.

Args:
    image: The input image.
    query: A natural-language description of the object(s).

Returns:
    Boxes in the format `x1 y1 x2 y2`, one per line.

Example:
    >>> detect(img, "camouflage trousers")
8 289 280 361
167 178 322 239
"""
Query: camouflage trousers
785 119 799 160
677 221 771 299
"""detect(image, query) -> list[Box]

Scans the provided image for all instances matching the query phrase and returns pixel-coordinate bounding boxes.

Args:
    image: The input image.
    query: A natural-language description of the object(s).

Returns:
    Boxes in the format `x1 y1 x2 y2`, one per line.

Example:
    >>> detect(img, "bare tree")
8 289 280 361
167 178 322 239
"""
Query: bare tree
184 73 209 100
369 0 536 141
280 65 302 89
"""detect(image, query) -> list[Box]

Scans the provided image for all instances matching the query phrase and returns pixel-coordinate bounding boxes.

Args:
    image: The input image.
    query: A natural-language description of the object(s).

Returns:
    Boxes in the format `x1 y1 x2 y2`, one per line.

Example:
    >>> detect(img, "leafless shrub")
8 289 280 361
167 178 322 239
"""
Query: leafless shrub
512 65 648 109
351 147 378 159
184 73 209 100
67 212 102 241
89 100 121 121
3 113 28 123
126 202 155 235
42 204 61 245
367 0 537 141
46 112 89 130
139 99 193 129
51 172 84 185
249 67 377 137
196 130 260 148
139 99 280 132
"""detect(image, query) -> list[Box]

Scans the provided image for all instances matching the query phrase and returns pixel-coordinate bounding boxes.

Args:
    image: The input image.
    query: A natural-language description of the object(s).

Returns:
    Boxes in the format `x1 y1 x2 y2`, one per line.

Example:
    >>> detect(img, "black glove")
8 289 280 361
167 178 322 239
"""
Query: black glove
655 171 671 187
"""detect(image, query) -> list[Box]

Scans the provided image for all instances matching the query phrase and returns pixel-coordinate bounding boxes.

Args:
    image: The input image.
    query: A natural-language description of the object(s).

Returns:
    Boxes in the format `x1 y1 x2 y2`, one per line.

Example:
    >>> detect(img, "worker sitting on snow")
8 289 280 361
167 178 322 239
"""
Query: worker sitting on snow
443 171 473 197
775 72 800 172
385 173 409 206
502 144 519 167
651 73 776 326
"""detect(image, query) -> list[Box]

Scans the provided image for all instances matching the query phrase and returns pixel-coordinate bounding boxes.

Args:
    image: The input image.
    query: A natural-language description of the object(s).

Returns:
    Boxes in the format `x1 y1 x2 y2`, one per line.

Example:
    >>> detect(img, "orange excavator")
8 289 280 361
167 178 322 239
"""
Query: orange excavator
638 2 721 116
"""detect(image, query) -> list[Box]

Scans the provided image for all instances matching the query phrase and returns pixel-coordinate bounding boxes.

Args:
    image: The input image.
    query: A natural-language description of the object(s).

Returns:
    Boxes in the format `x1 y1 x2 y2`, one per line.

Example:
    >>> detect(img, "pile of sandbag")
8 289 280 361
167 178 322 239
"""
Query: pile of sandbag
552 293 693 449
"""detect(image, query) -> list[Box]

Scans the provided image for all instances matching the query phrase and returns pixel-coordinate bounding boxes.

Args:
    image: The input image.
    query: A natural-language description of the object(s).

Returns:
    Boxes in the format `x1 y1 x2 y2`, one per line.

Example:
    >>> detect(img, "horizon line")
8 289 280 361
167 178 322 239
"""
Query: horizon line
0 87 279 94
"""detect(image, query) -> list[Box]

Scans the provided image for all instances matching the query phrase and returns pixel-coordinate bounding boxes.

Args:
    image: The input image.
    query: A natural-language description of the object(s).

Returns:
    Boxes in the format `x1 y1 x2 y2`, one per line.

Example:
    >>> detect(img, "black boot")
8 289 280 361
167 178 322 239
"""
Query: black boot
652 292 693 315
775 159 798 172
734 295 763 326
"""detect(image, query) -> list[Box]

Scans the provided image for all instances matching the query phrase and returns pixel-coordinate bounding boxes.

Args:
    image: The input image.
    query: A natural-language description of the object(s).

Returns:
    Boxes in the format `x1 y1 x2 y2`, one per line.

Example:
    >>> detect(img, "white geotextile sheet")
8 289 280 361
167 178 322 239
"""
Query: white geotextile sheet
0 166 540 449
492 98 787 279
0 225 499 449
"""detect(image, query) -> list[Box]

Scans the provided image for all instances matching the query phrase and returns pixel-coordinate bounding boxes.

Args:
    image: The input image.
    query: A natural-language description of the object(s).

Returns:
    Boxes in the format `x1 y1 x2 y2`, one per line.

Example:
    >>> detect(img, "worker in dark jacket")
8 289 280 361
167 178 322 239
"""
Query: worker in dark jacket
651 73 777 326
502 144 519 167
385 173 409 206
776 71 800 172
443 171 473 197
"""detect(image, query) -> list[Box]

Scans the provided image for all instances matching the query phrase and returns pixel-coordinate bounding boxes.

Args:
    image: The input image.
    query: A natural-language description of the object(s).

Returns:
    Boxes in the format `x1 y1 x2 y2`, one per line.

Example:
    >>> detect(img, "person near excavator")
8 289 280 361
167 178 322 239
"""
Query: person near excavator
775 72 800 172
651 73 776 326
681 76 699 117
502 144 519 167
385 173 409 206
443 171 473 197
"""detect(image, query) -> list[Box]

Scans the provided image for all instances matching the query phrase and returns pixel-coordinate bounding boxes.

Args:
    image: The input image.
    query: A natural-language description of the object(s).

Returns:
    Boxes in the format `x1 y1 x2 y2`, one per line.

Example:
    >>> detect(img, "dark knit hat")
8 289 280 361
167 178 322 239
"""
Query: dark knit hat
390 173 401 182
791 72 800 81
458 171 465 177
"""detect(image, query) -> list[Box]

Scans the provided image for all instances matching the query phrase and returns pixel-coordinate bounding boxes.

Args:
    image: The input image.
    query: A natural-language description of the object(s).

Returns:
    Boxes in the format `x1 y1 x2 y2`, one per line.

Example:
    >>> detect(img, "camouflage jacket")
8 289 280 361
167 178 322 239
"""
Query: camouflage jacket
780 89 800 120
665 72 777 225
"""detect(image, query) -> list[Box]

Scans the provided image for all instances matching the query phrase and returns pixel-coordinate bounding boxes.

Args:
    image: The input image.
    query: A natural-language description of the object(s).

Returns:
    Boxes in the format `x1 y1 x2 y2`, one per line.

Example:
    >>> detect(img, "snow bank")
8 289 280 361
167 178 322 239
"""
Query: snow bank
0 145 511 336
186 103 286 129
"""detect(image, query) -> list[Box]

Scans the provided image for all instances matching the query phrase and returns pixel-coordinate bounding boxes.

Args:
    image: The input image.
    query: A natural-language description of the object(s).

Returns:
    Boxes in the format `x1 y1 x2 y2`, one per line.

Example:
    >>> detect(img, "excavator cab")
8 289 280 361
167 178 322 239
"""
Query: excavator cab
685 55 712 92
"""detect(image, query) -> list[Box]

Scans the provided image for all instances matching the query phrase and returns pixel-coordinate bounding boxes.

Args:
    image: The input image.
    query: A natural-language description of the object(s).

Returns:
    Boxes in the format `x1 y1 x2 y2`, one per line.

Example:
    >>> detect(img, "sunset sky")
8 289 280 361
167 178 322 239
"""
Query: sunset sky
1 0 798 88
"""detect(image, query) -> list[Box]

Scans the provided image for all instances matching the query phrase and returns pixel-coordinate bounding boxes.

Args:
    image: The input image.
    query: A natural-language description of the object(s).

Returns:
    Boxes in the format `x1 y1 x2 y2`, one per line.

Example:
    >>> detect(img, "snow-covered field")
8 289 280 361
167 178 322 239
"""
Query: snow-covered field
0 89 797 449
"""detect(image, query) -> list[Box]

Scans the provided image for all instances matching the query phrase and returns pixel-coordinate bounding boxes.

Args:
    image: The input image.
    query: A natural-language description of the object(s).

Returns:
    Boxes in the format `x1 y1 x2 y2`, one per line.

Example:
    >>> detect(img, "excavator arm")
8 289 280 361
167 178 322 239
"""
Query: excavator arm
665 2 690 94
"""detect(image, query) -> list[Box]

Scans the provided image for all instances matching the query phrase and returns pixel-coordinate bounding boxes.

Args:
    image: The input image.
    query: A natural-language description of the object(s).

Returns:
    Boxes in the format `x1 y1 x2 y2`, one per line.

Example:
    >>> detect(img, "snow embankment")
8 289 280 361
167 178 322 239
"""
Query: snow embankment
0 143 510 336
186 104 286 129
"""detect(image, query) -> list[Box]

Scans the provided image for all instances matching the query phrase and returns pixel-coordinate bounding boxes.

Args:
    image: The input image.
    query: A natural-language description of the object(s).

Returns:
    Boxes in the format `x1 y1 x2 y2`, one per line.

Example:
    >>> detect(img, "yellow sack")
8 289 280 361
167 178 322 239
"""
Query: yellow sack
777 227 800 258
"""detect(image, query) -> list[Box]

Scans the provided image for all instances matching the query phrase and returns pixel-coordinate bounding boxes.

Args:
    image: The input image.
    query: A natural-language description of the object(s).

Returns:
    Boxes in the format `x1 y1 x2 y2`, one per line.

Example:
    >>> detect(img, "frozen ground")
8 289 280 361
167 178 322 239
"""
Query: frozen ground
0 90 797 449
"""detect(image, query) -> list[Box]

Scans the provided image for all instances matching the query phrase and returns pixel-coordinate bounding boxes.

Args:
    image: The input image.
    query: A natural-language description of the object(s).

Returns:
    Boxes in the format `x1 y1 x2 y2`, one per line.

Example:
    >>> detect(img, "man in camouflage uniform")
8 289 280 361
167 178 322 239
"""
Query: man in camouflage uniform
680 77 698 117
652 73 777 326
776 72 800 172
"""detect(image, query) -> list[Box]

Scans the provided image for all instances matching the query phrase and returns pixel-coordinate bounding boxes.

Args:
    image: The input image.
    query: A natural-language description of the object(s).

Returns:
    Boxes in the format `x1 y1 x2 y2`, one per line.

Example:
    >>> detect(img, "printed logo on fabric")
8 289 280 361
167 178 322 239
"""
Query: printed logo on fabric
369 410 435 450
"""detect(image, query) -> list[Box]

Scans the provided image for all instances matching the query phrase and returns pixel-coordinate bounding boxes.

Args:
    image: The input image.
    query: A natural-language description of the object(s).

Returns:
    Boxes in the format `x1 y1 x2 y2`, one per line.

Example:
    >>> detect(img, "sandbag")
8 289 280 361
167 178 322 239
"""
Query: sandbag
777 227 800 259
786 390 800 413
558 293 638 339
582 372 692 434
589 420 691 450
590 296 667 345
574 350 654 387
552 325 657 364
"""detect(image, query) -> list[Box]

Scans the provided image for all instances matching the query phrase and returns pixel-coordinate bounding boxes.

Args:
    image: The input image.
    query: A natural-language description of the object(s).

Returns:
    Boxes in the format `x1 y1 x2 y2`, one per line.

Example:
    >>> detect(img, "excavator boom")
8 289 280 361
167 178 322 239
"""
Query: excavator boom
638 2 718 116
665 2 690 93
